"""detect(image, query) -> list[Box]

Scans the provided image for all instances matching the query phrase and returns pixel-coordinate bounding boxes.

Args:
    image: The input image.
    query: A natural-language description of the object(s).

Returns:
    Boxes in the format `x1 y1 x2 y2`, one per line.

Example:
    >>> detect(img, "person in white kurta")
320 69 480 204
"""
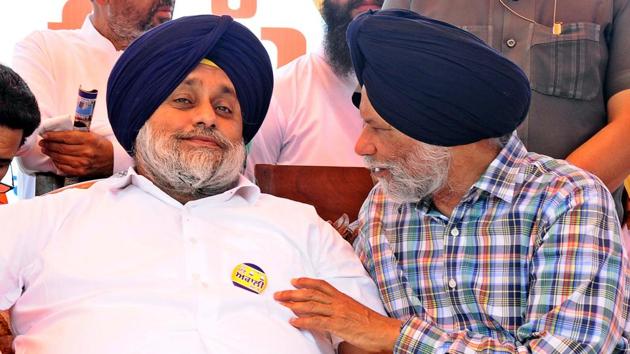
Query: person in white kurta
0 171 384 354
244 49 365 180
244 0 384 180
12 16 128 179
12 0 175 197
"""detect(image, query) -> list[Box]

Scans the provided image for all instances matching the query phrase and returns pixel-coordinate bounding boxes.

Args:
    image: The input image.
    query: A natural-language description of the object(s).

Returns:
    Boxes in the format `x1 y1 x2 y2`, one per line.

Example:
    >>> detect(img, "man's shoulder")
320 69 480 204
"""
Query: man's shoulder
18 27 86 47
516 152 613 211
522 152 605 189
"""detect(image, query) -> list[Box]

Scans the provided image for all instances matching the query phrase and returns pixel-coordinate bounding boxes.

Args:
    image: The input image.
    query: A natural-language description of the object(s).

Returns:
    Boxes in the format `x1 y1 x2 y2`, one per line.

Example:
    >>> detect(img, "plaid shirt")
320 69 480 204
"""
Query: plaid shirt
355 135 629 353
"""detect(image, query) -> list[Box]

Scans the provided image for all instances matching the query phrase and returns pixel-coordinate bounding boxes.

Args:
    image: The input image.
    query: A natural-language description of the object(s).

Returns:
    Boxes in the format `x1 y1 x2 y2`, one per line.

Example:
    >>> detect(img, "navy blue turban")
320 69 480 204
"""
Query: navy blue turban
347 9 531 146
107 15 273 154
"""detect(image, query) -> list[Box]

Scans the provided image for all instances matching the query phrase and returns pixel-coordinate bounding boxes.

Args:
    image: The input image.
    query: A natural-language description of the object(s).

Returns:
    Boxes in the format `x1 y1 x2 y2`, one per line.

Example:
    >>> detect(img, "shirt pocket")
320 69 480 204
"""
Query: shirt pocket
530 22 602 100
460 25 492 45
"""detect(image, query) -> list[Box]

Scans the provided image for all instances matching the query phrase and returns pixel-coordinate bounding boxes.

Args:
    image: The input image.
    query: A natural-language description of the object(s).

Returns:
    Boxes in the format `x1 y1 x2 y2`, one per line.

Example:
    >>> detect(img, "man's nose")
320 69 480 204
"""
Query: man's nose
193 103 217 128
354 128 376 156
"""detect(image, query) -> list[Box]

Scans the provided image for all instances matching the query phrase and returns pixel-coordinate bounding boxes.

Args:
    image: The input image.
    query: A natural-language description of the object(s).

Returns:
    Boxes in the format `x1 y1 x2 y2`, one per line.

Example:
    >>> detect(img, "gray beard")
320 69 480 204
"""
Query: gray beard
365 142 450 204
134 122 246 200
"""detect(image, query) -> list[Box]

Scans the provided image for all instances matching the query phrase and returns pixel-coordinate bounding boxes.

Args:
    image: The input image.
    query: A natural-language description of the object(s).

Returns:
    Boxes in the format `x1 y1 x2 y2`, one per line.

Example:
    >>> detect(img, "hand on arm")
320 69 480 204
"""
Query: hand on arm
274 277 401 353
39 130 113 177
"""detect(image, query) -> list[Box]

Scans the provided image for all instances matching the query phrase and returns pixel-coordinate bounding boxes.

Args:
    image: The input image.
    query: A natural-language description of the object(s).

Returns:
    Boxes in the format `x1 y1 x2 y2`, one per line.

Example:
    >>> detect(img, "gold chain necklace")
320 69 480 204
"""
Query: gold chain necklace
498 0 562 35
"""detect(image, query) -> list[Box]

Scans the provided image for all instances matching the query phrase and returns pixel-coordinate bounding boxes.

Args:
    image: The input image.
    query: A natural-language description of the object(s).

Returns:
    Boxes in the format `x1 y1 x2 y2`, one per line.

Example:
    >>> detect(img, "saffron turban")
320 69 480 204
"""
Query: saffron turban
347 9 531 146
107 15 273 154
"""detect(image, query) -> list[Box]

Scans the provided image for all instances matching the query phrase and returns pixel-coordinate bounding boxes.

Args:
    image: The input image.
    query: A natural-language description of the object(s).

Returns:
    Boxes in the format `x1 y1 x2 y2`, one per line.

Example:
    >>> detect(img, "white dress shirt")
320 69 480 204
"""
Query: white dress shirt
0 169 384 354
12 15 133 197
245 49 364 180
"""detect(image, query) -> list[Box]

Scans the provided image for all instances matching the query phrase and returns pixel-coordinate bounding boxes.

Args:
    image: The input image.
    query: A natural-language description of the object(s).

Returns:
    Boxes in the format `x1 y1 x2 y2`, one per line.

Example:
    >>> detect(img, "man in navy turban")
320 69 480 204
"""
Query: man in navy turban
0 15 388 354
107 14 273 200
275 9 628 353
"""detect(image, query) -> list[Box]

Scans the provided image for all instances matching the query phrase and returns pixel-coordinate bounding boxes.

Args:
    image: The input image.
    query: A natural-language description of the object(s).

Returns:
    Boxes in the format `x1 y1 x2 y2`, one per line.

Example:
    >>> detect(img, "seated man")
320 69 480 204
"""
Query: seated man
0 64 40 354
0 15 383 354
274 10 629 353
0 64 40 204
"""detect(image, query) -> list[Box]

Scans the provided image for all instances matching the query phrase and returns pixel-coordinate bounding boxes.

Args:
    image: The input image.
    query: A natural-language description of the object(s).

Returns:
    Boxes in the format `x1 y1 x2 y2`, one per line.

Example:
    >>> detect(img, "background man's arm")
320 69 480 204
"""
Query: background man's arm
566 1 630 190
566 89 630 190
13 32 117 178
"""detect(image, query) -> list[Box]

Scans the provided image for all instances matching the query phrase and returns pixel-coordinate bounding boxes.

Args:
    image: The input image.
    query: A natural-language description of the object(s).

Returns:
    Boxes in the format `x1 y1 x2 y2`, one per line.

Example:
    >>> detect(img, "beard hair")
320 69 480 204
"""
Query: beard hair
107 0 175 44
365 142 451 204
134 122 246 200
322 0 383 77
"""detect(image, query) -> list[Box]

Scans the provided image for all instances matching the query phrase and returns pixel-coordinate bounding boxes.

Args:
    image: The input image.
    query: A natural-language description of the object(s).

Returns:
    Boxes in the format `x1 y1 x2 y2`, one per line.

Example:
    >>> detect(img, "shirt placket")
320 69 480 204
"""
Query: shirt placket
181 207 215 331
442 202 478 331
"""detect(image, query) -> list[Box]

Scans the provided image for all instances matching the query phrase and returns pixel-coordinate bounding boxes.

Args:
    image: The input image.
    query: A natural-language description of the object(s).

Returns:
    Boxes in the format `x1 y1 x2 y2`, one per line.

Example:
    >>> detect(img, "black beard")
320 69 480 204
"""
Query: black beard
321 0 382 77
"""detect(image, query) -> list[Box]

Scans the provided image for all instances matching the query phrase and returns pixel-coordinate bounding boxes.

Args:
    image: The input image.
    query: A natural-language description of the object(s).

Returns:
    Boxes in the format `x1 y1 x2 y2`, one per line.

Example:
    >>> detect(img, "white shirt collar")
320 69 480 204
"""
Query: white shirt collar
104 168 261 208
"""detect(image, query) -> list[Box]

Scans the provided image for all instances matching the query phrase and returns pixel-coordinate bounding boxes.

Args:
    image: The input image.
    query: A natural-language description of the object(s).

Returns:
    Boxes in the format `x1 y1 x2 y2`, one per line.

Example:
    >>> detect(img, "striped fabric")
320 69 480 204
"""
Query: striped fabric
355 135 629 353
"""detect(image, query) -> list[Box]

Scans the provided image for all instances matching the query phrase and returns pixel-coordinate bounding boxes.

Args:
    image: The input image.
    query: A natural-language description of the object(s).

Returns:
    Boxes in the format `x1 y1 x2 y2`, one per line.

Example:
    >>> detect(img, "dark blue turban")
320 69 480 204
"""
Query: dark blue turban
347 9 531 146
107 15 273 154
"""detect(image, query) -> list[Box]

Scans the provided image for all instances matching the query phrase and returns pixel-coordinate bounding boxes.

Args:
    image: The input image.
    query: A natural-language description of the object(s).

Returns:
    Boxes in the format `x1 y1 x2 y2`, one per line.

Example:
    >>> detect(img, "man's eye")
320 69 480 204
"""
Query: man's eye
368 125 390 132
216 105 232 114
174 97 192 104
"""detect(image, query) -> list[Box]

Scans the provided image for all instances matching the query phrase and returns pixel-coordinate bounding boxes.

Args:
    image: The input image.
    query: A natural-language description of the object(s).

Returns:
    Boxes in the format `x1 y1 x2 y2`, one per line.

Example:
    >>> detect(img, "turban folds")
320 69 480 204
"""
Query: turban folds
347 9 531 146
107 15 273 154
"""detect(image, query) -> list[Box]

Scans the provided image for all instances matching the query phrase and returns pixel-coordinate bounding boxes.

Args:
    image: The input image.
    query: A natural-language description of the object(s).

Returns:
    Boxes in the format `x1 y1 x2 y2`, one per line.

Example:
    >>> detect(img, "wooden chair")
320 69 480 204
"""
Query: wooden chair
254 164 374 222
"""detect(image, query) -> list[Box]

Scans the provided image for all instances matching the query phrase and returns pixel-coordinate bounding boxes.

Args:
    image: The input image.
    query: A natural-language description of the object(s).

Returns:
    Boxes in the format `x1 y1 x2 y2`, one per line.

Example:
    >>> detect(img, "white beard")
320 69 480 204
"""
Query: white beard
135 122 246 198
365 142 450 204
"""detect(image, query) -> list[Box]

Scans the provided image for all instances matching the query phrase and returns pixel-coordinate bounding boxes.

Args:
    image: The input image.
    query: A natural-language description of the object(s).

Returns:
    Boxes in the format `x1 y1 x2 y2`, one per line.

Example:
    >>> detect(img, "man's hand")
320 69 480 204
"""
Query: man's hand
39 131 114 177
274 278 401 353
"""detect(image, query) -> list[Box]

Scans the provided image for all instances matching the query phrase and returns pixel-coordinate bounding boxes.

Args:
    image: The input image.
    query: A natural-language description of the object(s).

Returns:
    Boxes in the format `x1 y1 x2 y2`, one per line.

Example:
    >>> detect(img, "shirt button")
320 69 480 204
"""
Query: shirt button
448 278 457 289
506 38 517 48
189 237 197 244
192 273 200 281
450 227 460 237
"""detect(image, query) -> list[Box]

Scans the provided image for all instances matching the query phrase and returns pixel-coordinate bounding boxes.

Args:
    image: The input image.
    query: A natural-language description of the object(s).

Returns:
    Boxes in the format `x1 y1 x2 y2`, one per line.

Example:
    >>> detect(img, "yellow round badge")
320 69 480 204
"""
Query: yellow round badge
231 263 268 295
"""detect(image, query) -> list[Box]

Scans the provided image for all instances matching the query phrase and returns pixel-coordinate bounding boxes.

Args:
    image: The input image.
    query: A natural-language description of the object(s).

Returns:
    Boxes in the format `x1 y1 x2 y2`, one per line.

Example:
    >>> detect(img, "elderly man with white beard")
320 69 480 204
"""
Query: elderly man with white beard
0 15 384 354
274 9 630 354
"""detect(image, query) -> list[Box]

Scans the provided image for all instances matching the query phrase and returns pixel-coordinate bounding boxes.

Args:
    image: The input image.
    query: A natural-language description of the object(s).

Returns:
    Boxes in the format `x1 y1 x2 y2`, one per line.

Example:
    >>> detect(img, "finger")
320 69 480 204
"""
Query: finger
277 300 334 317
41 141 90 157
291 278 339 296
43 150 88 169
53 163 82 177
273 288 331 304
42 131 90 145
288 316 333 332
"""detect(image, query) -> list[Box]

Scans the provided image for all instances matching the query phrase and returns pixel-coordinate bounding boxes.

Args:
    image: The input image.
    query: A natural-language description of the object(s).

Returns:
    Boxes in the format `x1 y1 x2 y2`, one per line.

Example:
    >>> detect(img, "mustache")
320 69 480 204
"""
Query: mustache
363 156 393 170
174 127 232 149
